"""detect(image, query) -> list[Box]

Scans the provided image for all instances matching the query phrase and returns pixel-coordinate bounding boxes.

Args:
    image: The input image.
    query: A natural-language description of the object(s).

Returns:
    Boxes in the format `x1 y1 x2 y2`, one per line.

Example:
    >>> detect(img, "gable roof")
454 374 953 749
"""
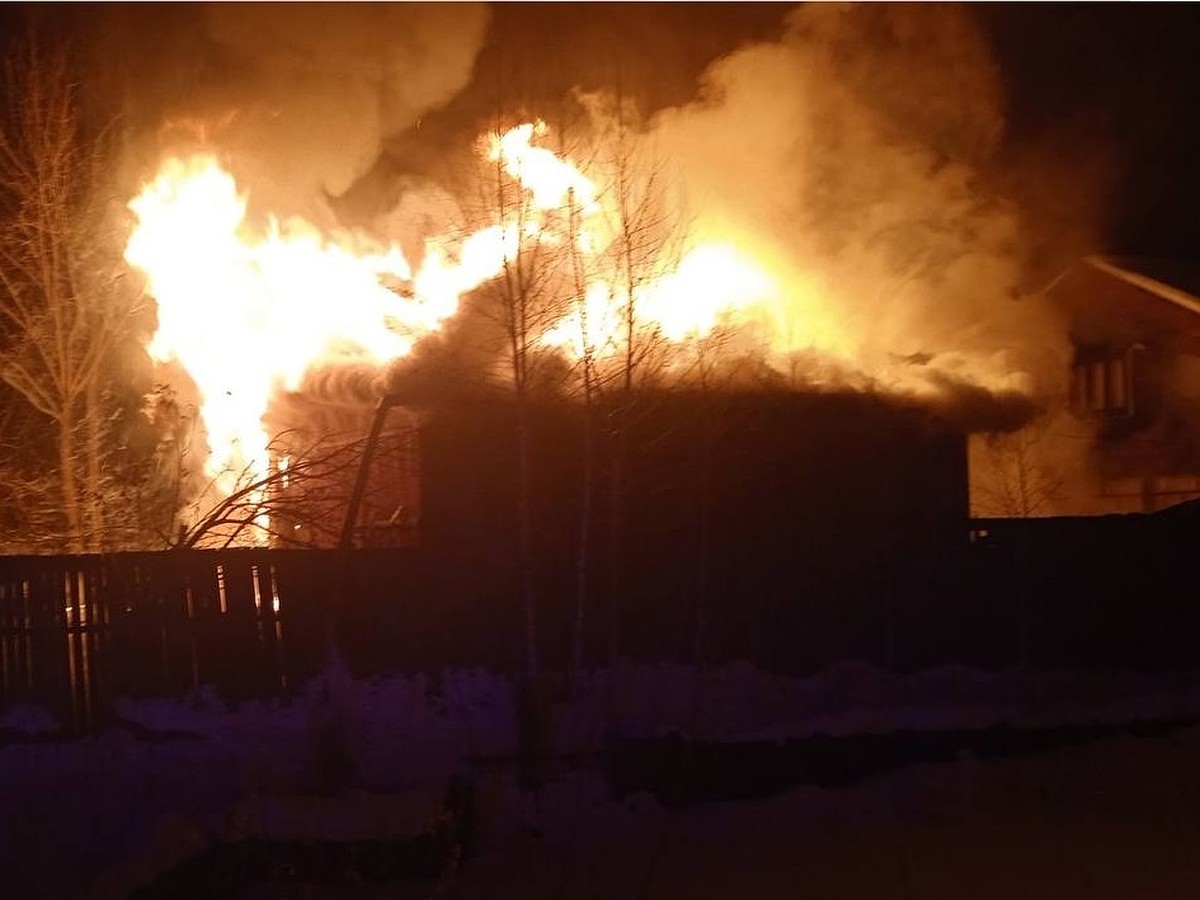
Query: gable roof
1044 256 1200 354
1085 256 1200 318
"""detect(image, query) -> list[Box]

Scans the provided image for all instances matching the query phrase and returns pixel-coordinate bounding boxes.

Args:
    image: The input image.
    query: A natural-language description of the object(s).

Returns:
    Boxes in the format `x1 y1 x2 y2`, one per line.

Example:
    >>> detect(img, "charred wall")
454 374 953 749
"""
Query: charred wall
407 389 970 673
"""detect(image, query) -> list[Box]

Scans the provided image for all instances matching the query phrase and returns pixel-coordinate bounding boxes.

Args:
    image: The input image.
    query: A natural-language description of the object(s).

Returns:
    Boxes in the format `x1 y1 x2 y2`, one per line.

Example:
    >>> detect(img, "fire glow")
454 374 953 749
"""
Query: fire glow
124 155 454 497
124 122 783 523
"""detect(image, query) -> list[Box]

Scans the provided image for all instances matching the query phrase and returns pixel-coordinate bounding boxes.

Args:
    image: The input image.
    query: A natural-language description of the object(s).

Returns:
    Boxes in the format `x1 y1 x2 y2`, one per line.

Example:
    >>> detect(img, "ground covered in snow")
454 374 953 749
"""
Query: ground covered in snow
4 659 1200 898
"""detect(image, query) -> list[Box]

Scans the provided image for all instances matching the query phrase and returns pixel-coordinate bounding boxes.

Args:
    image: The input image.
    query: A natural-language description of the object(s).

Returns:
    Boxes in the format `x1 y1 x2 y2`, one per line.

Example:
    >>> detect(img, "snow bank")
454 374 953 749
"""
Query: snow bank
5 658 1200 896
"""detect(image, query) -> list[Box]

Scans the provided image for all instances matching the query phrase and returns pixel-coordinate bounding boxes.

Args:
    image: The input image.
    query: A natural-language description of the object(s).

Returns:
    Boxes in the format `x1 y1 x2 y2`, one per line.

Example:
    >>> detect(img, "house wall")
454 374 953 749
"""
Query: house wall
970 262 1200 518
415 390 969 671
264 388 970 672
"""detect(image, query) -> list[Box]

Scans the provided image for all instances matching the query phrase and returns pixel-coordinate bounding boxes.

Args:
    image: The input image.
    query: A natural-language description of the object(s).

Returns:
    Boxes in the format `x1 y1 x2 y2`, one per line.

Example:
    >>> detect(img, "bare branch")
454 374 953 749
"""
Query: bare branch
0 25 153 553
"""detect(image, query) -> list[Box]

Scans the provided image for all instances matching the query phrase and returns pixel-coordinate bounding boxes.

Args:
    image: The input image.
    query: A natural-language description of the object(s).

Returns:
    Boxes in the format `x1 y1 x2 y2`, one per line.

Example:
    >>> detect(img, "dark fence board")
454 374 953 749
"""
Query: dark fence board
3 501 1200 731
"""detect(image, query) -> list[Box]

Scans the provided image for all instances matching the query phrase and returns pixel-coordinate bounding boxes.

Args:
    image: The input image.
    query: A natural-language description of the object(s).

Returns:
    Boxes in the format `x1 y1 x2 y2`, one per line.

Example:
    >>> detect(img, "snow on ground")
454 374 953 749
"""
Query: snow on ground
4 659 1200 897
459 726 1200 900
436 723 1200 900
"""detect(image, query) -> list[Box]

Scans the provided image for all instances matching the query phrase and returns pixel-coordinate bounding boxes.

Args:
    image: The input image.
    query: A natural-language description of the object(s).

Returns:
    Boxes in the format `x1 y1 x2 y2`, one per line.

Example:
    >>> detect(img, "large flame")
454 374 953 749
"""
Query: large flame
543 241 783 357
124 155 463 498
489 121 601 215
487 122 785 361
123 123 808 540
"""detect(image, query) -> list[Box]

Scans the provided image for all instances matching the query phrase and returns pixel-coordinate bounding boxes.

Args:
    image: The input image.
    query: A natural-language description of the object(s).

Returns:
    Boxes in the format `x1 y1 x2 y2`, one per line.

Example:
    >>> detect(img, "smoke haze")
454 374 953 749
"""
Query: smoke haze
80 3 489 222
646 4 1072 410
67 3 1117 426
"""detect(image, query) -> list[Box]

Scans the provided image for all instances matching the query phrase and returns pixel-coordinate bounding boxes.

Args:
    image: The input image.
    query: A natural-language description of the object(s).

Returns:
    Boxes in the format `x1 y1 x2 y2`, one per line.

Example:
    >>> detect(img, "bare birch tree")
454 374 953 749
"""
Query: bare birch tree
674 327 747 666
0 28 155 553
587 93 681 665
971 424 1065 518
548 92 687 678
561 184 602 686
463 118 576 677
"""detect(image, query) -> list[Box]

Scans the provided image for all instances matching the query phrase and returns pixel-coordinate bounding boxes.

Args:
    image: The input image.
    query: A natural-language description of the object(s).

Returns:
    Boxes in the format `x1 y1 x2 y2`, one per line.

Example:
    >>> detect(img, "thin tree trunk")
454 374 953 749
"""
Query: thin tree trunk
516 391 538 677
694 396 712 666
84 377 105 552
573 400 593 686
568 188 594 689
57 407 83 553
607 239 637 667
606 412 628 666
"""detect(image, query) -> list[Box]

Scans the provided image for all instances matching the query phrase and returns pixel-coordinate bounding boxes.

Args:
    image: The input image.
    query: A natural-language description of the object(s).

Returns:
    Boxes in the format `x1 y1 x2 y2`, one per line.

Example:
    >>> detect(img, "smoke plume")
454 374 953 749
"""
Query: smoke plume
647 5 1072 414
92 3 1097 430
86 3 489 223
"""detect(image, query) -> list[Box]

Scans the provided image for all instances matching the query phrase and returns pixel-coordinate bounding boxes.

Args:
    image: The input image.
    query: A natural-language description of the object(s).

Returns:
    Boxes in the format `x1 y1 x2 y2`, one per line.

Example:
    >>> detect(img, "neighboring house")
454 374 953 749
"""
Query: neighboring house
971 255 1200 517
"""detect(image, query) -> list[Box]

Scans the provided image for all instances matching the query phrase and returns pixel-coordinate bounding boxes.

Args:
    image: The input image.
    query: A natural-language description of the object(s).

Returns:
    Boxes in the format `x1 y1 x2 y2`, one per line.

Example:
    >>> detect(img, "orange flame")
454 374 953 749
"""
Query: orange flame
491 122 784 360
488 121 600 214
124 155 464 500
123 123 797 540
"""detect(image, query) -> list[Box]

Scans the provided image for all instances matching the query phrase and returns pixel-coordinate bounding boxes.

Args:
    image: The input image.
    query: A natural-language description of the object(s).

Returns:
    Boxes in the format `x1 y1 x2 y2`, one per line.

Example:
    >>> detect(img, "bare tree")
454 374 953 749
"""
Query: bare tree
0 385 64 552
971 424 1065 518
673 327 749 666
0 28 149 552
462 118 577 677
587 92 681 665
560 184 605 687
170 425 417 551
546 92 687 678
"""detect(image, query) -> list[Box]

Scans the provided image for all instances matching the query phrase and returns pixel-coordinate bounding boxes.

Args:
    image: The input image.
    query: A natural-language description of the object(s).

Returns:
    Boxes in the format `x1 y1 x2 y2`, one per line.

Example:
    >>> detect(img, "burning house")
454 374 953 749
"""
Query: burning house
105 3 1069 672
262 382 974 672
97 4 1077 560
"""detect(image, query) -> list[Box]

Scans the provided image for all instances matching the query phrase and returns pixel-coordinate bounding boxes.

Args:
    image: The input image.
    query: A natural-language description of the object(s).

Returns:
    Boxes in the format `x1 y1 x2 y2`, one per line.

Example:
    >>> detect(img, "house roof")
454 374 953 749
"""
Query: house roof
1047 256 1200 354
1086 256 1200 318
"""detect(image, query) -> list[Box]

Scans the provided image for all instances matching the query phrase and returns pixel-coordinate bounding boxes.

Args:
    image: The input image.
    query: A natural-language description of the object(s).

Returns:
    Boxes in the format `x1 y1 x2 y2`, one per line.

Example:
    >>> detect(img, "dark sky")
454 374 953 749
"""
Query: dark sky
977 3 1200 260
2 2 1200 261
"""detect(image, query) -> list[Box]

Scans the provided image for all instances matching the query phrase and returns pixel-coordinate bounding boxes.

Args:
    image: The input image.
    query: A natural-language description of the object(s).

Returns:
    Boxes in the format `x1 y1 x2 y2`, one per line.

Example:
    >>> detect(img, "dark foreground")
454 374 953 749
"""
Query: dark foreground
118 718 1200 900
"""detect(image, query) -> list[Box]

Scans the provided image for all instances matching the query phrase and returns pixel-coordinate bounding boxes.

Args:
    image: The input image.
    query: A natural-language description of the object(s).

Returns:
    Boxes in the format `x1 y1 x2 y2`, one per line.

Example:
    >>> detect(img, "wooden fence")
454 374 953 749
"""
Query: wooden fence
4 507 1200 732
0 549 425 732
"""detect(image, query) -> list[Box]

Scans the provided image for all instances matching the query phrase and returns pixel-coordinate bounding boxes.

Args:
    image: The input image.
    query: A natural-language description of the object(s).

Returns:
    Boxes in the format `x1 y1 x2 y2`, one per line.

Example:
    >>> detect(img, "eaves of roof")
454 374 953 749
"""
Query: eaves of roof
1085 255 1200 319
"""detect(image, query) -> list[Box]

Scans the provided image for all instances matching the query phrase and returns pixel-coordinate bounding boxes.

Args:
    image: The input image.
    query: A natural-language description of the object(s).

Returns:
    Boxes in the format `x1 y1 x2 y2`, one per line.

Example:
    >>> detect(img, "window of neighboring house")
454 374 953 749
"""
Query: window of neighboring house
1072 350 1134 417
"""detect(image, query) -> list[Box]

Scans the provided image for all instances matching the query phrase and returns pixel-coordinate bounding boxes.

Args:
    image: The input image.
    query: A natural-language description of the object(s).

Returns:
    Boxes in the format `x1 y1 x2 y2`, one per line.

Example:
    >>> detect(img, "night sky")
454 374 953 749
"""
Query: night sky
978 3 1200 260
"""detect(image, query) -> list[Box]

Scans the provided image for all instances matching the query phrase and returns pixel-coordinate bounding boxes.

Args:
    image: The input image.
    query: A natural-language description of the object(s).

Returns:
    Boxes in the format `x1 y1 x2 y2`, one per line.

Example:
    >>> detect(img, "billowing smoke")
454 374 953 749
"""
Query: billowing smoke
645 5 1073 417
204 3 487 219
93 4 1105 441
85 3 489 223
